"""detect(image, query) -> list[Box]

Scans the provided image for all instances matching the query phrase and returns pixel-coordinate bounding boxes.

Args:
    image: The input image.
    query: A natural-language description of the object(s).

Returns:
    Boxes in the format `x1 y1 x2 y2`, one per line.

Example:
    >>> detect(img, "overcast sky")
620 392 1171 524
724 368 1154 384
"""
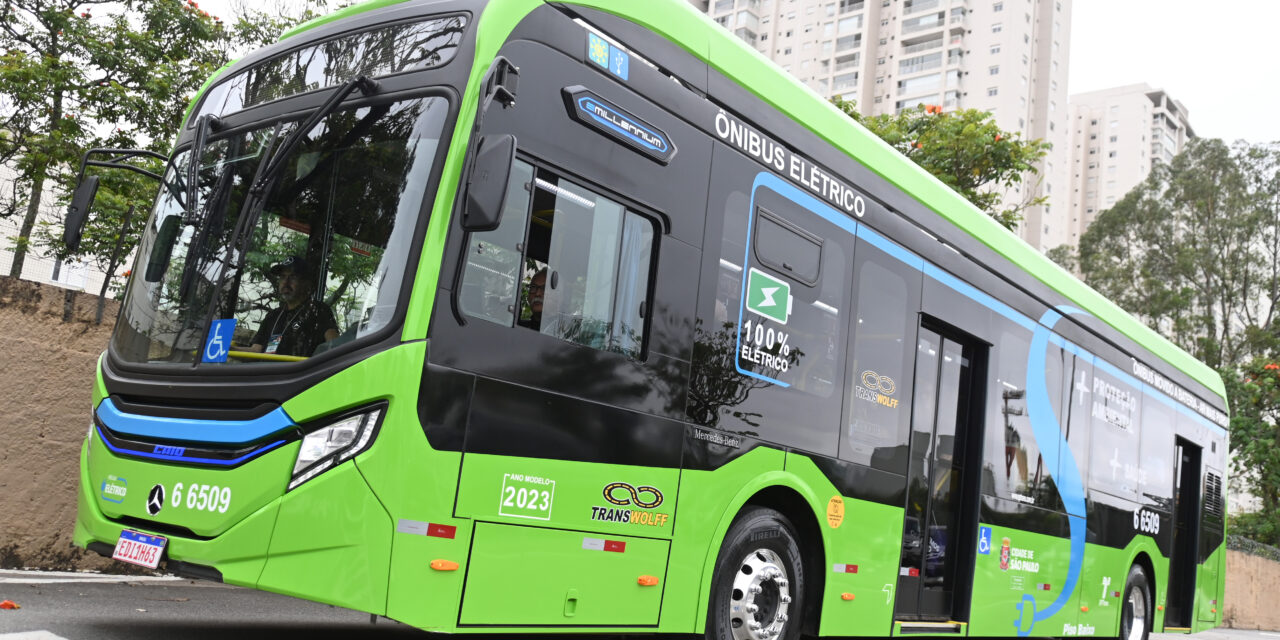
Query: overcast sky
1069 0 1278 144
196 0 1276 144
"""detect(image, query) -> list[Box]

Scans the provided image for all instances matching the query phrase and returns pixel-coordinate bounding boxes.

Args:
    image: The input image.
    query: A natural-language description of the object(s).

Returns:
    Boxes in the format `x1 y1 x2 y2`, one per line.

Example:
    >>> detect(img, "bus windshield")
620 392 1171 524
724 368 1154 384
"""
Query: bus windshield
111 96 450 366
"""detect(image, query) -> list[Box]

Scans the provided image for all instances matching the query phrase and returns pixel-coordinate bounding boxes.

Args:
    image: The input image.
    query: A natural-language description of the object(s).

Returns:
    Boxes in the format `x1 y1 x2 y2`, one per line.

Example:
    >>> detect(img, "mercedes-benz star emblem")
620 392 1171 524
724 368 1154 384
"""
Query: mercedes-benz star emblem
146 484 165 516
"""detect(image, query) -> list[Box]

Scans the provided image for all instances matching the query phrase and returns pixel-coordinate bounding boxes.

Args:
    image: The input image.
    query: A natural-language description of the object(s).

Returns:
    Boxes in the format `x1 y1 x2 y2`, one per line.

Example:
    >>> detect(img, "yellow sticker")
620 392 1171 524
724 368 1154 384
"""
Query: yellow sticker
827 495 845 528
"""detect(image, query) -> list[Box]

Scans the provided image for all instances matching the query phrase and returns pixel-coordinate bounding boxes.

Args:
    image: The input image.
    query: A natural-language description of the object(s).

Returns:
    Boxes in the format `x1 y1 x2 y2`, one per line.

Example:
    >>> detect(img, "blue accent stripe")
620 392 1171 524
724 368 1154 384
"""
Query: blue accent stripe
95 427 285 466
737 172 1225 435
96 398 296 445
1015 308 1088 635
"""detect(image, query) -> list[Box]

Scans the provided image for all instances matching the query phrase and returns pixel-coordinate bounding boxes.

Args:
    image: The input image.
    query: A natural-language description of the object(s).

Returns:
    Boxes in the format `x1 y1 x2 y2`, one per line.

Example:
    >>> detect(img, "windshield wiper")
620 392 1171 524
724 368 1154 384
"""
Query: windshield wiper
248 76 380 201
189 76 380 366
176 164 236 302
183 115 221 224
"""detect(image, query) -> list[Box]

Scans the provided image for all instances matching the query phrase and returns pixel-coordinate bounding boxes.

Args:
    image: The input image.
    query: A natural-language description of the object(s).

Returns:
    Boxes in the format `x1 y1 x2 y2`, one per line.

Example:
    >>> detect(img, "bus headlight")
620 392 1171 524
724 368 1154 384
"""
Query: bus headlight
289 404 385 491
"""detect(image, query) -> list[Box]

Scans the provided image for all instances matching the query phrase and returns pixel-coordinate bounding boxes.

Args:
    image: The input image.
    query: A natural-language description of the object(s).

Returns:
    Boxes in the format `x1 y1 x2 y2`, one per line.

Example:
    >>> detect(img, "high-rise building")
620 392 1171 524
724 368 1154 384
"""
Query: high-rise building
1065 84 1194 246
691 0 1073 250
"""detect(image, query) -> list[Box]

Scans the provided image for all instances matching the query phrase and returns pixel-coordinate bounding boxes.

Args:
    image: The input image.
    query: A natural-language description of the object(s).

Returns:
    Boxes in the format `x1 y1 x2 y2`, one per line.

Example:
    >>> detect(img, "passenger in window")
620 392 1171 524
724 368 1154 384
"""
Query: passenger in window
245 256 340 357
518 267 547 331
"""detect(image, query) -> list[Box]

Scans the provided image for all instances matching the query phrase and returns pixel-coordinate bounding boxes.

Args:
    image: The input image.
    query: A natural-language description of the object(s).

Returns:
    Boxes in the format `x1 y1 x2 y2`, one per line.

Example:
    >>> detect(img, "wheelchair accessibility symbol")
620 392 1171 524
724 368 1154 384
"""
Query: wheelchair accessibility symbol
977 526 993 555
202 319 237 363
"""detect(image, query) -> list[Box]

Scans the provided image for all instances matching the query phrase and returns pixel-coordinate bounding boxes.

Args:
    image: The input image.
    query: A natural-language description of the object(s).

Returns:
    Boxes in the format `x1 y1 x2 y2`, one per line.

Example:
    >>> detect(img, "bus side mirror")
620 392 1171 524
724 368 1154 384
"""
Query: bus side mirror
461 133 516 232
63 176 100 252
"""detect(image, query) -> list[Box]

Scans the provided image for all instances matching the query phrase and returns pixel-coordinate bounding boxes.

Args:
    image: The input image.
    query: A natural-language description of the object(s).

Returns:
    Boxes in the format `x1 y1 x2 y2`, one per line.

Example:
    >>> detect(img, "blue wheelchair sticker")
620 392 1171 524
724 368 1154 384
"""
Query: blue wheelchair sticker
202 319 236 363
977 526 993 555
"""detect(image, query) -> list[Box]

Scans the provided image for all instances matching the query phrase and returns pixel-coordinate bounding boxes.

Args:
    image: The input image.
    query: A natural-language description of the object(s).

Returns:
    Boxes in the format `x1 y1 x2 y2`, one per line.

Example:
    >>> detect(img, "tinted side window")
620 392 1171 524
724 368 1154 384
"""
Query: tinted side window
689 150 851 456
753 208 822 286
982 321 1059 510
459 162 656 359
1062 353 1093 511
1087 363 1142 500
842 236 921 474
1139 394 1175 508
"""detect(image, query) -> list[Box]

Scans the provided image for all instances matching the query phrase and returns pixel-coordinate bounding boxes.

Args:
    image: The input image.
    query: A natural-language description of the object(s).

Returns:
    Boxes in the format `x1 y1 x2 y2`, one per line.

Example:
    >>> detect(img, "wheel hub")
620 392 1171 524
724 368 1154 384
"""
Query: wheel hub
728 548 792 640
1125 585 1147 640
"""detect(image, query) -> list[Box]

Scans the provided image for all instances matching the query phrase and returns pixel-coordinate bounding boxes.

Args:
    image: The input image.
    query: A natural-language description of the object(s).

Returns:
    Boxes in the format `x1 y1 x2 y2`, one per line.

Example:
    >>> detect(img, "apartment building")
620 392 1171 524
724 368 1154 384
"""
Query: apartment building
691 0 1073 250
1065 84 1194 245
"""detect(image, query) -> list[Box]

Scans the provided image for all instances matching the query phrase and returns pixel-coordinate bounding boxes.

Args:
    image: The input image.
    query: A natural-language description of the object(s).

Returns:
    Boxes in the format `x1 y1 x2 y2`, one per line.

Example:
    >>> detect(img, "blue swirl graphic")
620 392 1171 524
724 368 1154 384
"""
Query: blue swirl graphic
1015 307 1088 636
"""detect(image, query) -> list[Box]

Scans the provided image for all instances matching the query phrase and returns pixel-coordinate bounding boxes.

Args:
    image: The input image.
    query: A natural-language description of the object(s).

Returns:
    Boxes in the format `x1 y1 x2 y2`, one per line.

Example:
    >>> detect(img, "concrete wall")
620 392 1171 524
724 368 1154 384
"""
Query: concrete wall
1224 549 1280 630
0 275 116 570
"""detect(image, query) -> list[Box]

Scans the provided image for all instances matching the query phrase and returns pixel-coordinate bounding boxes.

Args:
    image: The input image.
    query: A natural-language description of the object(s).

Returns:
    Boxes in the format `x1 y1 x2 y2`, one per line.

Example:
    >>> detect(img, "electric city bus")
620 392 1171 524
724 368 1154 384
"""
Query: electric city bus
68 0 1230 637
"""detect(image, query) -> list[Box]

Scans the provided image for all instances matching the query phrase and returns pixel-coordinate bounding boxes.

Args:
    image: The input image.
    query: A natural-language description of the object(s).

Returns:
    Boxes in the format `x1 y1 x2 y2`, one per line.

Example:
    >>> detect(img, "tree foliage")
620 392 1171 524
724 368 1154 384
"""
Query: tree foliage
1226 359 1280 545
0 0 228 279
833 98 1052 230
1077 138 1280 544
1078 138 1277 370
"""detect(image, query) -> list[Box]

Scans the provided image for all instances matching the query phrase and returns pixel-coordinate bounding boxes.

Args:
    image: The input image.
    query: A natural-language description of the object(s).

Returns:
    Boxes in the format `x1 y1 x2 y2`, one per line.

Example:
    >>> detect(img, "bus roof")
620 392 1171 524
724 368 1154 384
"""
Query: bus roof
280 0 1227 404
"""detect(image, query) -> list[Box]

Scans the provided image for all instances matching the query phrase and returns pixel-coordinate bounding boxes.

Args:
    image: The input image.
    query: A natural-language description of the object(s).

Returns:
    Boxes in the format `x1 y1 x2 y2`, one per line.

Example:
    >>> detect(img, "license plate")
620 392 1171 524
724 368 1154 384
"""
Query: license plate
112 529 167 569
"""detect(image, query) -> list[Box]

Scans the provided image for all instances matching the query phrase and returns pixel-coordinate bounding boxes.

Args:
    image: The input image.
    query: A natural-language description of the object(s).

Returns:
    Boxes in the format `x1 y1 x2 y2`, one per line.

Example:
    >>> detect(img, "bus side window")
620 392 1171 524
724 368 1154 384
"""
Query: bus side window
842 236 920 474
1087 364 1142 500
459 159 535 326
518 168 655 359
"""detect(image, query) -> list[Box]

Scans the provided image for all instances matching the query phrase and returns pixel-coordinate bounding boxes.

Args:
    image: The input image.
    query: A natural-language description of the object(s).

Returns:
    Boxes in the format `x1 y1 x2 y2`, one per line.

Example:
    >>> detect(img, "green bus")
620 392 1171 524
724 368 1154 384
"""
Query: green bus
70 0 1230 638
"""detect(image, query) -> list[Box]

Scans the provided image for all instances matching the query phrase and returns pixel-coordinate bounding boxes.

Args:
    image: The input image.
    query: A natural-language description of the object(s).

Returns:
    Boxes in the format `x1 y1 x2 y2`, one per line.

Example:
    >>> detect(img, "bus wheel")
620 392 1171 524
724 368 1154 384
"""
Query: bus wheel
1120 565 1152 640
707 506 805 640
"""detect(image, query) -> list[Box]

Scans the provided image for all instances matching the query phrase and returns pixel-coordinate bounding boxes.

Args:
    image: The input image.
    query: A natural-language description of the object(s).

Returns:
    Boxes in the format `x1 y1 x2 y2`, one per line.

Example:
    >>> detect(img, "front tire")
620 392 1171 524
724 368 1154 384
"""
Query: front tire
1120 565 1152 640
706 506 806 640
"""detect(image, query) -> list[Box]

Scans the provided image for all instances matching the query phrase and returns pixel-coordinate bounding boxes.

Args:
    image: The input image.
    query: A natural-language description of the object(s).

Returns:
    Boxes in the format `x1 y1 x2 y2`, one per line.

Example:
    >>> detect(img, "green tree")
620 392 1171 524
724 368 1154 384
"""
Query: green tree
1227 359 1280 546
1077 138 1270 370
1076 139 1280 545
832 98 1052 230
225 0 333 51
0 0 226 279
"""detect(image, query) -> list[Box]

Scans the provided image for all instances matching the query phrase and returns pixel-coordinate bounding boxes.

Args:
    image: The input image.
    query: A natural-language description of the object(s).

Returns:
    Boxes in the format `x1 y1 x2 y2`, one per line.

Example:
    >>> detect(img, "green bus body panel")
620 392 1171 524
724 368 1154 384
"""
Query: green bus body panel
784 454 905 636
455 453 677 536
74 439 281 587
460 522 668 625
1196 543 1225 630
257 462 393 615
85 429 295 538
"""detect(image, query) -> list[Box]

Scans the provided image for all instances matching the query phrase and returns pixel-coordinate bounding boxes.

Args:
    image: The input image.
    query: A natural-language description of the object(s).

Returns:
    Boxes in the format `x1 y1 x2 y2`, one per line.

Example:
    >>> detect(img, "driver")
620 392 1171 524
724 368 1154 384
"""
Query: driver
247 256 339 357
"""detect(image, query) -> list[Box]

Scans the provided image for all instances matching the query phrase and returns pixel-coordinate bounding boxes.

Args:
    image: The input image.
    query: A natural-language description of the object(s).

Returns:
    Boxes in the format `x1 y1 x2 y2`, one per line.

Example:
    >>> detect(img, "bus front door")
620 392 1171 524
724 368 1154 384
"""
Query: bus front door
894 326 983 625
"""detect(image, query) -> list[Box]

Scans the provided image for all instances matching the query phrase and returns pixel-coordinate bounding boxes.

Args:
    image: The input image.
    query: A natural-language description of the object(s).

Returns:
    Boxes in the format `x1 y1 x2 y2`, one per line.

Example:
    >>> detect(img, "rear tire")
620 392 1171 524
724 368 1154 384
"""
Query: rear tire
1119 565 1152 640
706 506 806 640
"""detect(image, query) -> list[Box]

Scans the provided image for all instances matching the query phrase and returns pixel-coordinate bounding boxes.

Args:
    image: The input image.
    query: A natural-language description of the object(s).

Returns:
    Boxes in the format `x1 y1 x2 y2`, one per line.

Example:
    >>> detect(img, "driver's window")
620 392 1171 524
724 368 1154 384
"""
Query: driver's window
460 162 656 359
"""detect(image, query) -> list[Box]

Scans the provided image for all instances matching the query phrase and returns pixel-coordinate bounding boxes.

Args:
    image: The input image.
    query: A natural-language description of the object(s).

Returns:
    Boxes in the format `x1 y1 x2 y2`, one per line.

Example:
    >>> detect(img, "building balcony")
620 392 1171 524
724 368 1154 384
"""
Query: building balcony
901 34 943 54
838 0 865 15
835 53 860 71
903 0 941 15
902 13 945 35
836 34 862 50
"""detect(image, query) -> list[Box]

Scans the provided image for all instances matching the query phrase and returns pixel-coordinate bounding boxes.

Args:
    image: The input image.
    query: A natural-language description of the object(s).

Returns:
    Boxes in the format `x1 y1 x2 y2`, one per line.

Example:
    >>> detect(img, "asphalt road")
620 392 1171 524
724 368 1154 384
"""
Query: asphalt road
1 569 1276 640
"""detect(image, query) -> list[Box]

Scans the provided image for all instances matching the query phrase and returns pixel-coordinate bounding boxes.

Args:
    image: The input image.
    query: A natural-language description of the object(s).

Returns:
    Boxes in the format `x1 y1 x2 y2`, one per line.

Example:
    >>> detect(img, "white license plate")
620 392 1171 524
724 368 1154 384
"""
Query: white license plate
112 529 167 569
